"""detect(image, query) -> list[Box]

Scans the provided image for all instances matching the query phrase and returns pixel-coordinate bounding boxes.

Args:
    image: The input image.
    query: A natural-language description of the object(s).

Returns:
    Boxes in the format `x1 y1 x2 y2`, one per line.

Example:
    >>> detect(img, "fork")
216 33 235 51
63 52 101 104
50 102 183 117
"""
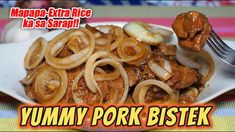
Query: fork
207 30 235 68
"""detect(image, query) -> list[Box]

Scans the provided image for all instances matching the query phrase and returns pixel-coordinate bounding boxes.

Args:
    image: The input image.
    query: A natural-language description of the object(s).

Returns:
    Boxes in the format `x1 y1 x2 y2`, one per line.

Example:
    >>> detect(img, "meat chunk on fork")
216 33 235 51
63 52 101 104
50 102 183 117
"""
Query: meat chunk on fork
172 11 211 51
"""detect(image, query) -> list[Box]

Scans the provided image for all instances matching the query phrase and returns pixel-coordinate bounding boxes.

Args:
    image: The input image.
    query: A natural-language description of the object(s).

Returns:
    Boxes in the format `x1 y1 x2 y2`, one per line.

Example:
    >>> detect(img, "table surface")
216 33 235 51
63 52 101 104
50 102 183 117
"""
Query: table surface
0 6 235 131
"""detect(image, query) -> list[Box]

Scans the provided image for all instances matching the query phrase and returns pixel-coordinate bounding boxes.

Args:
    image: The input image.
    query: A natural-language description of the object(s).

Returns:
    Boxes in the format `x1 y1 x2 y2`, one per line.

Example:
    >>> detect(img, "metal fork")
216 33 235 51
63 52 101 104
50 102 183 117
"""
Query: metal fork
207 30 235 68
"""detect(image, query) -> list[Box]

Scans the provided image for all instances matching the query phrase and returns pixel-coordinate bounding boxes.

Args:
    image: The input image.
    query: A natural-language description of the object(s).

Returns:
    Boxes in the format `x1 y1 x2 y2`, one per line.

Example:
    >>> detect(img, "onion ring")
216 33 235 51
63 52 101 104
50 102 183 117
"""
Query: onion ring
45 28 95 69
24 37 47 70
34 65 68 104
92 58 129 104
96 25 125 51
72 70 84 104
94 67 120 81
132 79 176 104
127 43 152 66
117 38 145 62
21 63 47 85
84 51 110 93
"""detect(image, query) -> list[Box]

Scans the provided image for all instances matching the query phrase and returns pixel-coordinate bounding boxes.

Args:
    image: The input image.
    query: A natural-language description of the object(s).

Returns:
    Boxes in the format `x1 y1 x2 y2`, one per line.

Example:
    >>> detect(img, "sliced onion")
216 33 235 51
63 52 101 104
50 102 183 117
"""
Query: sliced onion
21 63 47 85
34 65 68 104
72 70 84 103
176 51 200 69
96 25 113 34
127 43 152 66
110 39 152 66
148 60 172 81
24 37 47 70
86 24 112 51
117 38 145 62
150 26 173 38
84 51 110 93
95 34 112 51
96 25 124 51
191 50 215 83
94 68 120 81
96 37 110 46
45 28 95 69
66 36 88 53
176 50 215 83
163 59 172 73
124 22 163 45
132 79 176 104
92 58 129 104
134 22 173 37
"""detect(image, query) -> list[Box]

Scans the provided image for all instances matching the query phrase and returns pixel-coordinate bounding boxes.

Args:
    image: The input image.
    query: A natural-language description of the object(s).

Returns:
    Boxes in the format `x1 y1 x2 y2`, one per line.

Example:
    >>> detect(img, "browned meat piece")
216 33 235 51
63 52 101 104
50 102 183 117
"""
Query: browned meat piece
86 24 111 51
124 66 140 87
143 43 200 90
60 64 140 104
166 61 200 89
108 77 125 103
74 77 103 105
158 43 177 56
178 87 199 104
138 62 156 81
125 96 135 104
86 24 104 34
57 45 73 58
145 87 169 103
59 66 98 104
152 43 177 66
136 43 177 81
172 11 211 51
60 65 109 105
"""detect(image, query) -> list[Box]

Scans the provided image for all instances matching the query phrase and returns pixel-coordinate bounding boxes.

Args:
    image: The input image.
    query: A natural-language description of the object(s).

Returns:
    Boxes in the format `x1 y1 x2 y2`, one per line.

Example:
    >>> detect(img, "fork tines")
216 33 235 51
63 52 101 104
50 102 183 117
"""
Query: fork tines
207 30 233 59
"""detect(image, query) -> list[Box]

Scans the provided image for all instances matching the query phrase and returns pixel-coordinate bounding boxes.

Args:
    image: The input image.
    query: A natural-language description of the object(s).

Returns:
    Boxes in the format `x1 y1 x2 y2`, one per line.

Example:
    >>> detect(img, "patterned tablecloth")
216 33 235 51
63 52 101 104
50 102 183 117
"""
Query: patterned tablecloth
0 5 235 131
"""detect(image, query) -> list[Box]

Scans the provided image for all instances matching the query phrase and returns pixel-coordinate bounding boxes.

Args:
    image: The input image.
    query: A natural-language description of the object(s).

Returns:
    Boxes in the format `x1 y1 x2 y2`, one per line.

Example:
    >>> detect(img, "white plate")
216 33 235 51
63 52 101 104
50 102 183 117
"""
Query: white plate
0 22 235 104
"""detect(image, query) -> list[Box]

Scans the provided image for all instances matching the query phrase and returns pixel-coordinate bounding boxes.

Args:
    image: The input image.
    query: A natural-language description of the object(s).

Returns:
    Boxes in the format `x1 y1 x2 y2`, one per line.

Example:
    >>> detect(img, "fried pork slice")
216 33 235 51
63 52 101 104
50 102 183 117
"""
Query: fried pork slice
158 42 177 56
151 43 177 66
86 24 111 51
125 96 135 104
145 87 169 103
138 63 156 81
124 66 140 87
172 11 211 51
135 42 177 81
178 87 199 104
59 66 100 104
60 65 140 104
149 42 200 89
166 61 200 89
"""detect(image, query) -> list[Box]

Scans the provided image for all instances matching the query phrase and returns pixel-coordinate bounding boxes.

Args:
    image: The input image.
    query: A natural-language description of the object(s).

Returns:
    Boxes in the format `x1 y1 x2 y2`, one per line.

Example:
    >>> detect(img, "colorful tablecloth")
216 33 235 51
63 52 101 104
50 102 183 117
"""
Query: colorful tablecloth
0 6 235 131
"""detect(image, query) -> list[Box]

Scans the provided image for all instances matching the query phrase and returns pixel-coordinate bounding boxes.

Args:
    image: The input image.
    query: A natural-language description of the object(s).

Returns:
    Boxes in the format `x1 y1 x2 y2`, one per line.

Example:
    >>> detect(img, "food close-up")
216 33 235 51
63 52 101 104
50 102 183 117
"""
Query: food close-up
21 11 215 105
0 0 235 131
